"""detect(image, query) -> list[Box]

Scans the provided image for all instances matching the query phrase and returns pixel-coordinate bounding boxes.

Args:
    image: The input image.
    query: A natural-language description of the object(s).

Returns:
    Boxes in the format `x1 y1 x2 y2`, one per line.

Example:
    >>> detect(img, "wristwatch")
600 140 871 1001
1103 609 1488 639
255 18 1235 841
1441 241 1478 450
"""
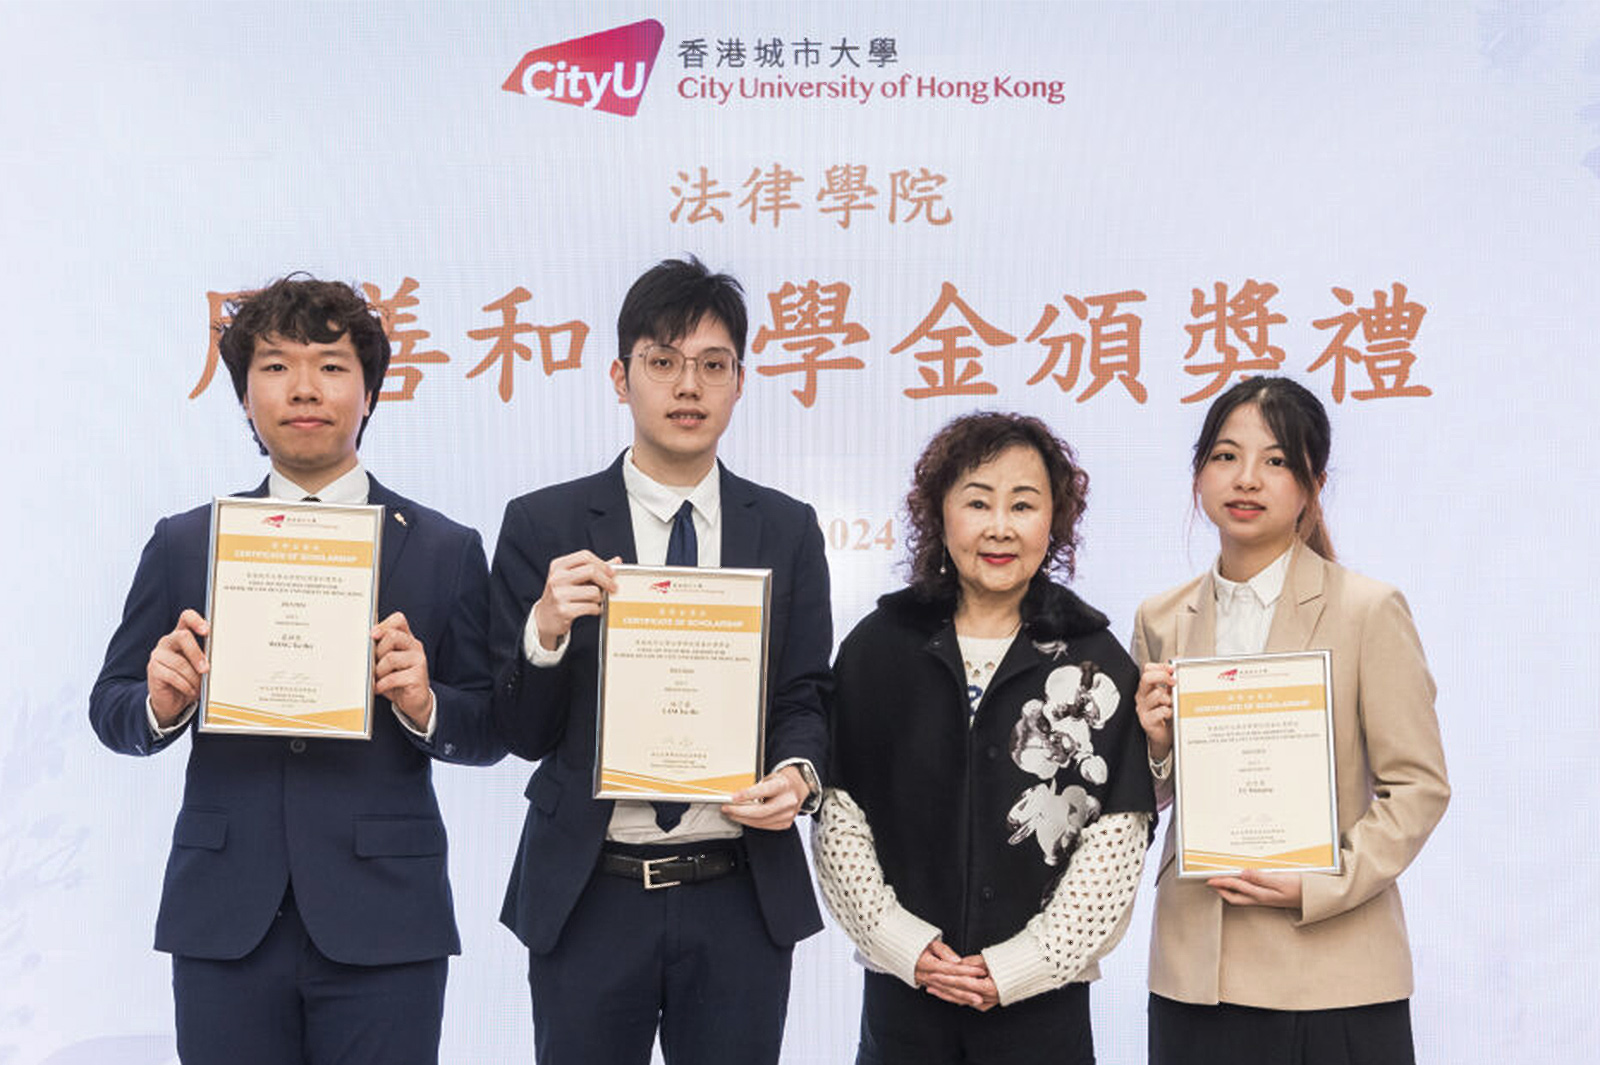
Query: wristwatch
791 759 822 814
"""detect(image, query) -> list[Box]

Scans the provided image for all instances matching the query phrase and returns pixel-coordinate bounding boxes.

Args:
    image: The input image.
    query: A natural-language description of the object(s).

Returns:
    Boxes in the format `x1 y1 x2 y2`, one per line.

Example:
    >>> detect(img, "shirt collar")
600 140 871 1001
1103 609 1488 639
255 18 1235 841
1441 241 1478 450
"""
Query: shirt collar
621 448 721 526
267 463 369 505
1213 545 1292 610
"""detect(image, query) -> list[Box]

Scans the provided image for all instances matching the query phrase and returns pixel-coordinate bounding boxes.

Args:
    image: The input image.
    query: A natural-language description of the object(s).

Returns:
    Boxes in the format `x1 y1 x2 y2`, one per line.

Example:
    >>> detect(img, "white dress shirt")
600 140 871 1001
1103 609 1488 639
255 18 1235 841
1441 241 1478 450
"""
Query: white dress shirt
522 449 814 844
1150 546 1292 781
1212 546 1292 658
148 463 436 741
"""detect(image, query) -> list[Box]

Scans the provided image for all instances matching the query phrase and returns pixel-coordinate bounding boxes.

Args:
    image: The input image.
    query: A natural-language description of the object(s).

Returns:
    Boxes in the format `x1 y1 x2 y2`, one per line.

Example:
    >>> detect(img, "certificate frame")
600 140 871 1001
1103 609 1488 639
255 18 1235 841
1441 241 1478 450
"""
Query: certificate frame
1171 650 1340 878
198 496 383 740
594 564 772 803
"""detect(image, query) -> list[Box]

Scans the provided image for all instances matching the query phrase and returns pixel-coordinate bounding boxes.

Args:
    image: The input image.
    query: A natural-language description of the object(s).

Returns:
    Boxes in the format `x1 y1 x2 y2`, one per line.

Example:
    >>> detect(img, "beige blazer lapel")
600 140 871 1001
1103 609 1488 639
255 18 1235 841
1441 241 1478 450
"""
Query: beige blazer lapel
1264 542 1327 652
1176 570 1218 659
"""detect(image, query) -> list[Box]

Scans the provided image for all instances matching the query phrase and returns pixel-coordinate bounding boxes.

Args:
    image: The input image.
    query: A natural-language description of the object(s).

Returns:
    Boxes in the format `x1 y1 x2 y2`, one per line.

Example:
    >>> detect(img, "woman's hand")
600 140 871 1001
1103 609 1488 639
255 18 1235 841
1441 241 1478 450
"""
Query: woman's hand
914 940 998 1010
1206 869 1303 909
1135 661 1175 763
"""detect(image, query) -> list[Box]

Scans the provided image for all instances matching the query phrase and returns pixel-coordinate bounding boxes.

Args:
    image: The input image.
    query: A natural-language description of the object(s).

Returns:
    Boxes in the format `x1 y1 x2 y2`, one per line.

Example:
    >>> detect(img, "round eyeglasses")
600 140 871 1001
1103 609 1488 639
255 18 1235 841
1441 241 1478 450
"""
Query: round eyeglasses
628 344 741 387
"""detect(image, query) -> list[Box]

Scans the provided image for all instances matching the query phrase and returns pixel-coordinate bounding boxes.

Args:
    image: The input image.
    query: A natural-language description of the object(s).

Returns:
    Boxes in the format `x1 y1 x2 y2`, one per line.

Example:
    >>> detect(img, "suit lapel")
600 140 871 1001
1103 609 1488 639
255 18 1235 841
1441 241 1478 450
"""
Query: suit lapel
718 463 763 569
1264 543 1327 652
366 477 411 610
242 475 402 604
1177 571 1218 658
586 454 638 563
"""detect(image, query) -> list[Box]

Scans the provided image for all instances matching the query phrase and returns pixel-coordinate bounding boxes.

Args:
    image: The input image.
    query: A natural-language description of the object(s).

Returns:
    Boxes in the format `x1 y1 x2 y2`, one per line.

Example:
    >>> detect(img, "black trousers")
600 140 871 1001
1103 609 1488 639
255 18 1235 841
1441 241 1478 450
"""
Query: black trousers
1148 993 1414 1065
857 970 1095 1065
526 845 793 1065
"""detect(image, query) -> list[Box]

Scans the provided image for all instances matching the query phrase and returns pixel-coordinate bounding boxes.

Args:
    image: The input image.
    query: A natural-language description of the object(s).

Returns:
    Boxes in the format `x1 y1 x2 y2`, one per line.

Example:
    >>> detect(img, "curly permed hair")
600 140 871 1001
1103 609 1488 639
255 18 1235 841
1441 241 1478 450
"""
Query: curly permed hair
903 411 1090 601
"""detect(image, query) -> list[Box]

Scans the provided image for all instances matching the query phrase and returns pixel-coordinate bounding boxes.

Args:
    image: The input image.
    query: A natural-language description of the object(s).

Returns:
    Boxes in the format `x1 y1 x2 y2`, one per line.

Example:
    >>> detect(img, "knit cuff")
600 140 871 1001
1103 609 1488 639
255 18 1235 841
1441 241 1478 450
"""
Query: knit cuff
981 933 1058 1007
869 906 942 988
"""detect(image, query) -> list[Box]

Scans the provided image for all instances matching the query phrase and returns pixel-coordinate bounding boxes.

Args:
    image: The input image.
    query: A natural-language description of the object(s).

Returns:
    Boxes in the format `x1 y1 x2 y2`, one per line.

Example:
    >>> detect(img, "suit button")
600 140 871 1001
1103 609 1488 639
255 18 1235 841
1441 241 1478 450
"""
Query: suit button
289 739 307 754
986 746 999 760
980 886 995 902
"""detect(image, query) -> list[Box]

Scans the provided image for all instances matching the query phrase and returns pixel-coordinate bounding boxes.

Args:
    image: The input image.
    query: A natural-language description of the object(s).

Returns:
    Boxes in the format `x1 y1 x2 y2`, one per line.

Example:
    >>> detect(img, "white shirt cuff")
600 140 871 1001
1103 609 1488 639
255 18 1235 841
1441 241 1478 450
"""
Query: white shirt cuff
146 696 196 739
393 689 438 741
1149 749 1173 780
522 605 569 666
770 757 822 814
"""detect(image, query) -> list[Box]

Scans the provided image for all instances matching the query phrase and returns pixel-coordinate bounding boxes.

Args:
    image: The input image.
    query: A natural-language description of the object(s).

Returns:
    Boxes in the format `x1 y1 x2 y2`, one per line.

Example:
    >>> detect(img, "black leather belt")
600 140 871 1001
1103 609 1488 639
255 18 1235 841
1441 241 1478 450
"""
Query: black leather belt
599 846 743 890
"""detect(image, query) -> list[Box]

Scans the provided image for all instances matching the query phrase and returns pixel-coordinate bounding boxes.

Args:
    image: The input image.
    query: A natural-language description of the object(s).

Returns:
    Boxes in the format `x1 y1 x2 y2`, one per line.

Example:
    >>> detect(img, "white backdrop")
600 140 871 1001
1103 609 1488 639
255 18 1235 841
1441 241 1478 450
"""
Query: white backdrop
2 2 1597 1062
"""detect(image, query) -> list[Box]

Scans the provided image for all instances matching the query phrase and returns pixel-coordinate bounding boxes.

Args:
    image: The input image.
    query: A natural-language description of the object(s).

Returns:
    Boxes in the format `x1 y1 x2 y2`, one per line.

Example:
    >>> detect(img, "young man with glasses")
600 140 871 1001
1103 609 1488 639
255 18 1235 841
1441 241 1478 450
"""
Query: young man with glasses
488 257 831 1063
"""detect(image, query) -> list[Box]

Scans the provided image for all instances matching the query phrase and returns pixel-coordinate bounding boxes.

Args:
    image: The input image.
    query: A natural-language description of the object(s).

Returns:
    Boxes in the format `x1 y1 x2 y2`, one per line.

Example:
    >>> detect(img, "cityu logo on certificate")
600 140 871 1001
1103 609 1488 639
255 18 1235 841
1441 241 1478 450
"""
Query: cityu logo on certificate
502 19 665 116
261 514 286 528
650 580 673 594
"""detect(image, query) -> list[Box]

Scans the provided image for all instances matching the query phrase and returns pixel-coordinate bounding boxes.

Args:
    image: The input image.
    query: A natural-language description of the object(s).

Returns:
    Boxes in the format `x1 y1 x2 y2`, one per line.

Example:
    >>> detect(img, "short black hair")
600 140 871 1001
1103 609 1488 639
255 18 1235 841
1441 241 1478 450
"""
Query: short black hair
616 256 747 362
217 275 391 452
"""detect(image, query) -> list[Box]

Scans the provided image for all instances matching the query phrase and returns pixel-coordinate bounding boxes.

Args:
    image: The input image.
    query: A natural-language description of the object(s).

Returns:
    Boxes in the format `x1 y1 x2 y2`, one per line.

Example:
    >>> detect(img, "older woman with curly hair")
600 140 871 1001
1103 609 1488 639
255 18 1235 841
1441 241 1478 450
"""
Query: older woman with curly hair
814 412 1154 1065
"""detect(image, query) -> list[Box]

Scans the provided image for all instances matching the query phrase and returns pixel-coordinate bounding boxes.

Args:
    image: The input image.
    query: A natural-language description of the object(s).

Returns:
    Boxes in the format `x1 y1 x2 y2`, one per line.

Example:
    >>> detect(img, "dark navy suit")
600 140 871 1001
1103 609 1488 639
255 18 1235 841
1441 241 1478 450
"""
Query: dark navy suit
489 454 831 1061
90 476 501 1062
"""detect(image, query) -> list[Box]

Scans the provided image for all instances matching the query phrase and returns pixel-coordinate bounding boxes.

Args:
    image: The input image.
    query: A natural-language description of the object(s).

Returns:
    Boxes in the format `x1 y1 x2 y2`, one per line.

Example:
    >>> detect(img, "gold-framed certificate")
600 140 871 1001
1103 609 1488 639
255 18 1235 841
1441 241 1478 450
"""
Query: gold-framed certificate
198 497 383 739
594 565 771 802
1172 650 1339 878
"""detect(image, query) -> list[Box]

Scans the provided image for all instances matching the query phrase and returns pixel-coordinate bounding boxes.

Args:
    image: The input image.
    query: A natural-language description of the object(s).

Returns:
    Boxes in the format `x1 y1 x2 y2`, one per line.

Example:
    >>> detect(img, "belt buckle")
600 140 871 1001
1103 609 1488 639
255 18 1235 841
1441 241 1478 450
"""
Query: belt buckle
641 855 683 890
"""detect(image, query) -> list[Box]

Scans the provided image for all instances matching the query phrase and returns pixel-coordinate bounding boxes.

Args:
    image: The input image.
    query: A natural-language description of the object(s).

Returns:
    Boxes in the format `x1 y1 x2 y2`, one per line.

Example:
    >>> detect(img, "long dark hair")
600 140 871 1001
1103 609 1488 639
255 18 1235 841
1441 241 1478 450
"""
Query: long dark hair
1191 376 1334 560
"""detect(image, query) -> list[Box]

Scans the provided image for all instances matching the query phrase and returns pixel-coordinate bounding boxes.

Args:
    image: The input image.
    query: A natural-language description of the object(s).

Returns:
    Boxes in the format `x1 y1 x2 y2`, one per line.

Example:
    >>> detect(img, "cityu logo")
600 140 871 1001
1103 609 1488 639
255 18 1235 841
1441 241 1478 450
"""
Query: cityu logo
262 514 286 528
650 580 673 594
1217 668 1239 682
502 19 665 117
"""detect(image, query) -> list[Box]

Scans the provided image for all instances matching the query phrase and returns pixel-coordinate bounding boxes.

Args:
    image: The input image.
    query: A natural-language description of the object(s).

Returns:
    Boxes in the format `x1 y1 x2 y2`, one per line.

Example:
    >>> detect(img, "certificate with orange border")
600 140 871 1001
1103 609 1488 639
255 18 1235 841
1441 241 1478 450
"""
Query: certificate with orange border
1172 651 1340 878
198 497 382 740
594 565 770 802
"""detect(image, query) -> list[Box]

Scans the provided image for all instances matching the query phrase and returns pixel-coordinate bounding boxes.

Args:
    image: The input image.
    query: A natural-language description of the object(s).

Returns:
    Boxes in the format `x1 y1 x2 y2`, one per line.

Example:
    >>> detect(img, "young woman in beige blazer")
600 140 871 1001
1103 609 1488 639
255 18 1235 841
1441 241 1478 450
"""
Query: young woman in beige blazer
1132 376 1449 1065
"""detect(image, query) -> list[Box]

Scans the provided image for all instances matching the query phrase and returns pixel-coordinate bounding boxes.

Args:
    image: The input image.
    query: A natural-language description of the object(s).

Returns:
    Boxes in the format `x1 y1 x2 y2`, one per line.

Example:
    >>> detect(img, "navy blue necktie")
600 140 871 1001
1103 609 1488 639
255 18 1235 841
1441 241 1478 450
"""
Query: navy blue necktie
666 499 697 567
654 500 697 832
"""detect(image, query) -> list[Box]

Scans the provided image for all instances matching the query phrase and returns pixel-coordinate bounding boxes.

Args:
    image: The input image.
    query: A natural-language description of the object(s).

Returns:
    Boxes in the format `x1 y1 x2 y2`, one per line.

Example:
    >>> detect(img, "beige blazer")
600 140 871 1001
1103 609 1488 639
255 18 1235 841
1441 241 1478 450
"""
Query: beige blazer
1131 544 1449 1009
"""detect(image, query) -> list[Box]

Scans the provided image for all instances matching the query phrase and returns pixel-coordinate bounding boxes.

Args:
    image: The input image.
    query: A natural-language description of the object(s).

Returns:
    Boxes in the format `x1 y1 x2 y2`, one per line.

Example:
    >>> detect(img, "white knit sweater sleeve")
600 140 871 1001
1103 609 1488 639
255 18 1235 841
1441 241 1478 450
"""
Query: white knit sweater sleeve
980 810 1151 1006
812 787 942 988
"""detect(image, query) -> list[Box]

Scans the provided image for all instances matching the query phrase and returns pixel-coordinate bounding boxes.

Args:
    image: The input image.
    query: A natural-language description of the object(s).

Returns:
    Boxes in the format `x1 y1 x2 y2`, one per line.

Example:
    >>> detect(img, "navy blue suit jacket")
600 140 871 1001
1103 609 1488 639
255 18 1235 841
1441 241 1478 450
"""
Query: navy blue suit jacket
90 477 502 966
489 454 832 954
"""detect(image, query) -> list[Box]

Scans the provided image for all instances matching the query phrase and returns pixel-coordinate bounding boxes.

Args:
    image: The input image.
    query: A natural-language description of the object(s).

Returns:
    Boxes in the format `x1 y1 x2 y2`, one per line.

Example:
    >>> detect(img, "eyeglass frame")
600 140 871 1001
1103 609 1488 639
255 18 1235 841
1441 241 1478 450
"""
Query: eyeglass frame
621 343 743 387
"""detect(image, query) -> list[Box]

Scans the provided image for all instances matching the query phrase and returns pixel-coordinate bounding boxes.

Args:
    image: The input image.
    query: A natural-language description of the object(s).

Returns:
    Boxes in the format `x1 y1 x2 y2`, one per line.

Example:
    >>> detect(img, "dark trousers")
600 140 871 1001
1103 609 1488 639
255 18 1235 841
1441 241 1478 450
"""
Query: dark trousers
1148 993 1415 1065
858 969 1095 1065
171 891 447 1065
527 844 793 1065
